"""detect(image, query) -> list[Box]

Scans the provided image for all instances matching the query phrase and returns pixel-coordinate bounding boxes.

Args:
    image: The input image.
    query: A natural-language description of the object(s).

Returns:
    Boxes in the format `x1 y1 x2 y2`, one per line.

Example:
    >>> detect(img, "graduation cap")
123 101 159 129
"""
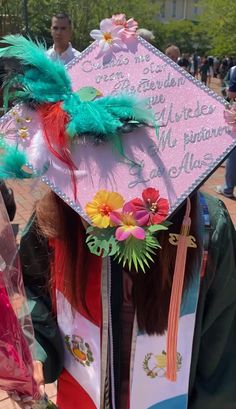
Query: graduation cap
0 14 235 382
0 15 235 266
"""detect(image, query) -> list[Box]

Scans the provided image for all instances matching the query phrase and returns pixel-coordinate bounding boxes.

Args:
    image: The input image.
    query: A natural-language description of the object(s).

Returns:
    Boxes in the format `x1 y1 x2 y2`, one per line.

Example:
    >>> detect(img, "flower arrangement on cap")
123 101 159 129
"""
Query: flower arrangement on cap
90 13 138 63
85 187 170 272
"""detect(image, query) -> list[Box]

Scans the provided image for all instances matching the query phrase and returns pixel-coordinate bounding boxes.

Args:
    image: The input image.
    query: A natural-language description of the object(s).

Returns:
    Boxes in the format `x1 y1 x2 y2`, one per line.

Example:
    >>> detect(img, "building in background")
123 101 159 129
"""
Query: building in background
159 0 201 22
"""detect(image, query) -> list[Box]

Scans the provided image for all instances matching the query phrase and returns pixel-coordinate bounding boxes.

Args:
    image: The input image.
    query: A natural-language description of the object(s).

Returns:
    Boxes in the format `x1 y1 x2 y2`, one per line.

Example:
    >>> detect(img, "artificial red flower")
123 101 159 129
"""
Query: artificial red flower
130 187 169 226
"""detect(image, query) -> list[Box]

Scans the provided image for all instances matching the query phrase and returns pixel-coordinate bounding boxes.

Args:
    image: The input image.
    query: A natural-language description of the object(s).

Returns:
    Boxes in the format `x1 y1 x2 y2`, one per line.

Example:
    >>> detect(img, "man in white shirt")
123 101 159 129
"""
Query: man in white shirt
47 12 80 65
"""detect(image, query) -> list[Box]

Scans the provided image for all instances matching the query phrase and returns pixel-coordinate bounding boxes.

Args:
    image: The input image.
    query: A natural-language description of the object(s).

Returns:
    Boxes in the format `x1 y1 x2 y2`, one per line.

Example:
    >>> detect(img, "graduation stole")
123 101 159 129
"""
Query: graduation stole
129 271 200 409
130 194 210 409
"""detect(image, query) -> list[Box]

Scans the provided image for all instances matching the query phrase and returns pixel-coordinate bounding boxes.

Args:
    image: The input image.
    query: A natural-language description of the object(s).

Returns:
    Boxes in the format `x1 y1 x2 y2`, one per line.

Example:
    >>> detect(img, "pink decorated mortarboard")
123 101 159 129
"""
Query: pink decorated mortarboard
0 16 235 227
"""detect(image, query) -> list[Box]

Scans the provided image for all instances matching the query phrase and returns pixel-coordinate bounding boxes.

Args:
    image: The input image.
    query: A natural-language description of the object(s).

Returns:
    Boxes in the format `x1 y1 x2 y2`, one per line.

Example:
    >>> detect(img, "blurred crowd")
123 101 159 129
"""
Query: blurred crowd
175 51 236 96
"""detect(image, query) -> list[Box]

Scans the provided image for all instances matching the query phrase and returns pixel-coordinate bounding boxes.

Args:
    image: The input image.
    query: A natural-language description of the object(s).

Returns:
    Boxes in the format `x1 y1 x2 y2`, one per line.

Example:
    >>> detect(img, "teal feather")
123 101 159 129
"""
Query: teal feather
63 94 155 160
0 36 157 163
0 35 72 105
64 94 154 138
0 142 32 179
96 95 154 124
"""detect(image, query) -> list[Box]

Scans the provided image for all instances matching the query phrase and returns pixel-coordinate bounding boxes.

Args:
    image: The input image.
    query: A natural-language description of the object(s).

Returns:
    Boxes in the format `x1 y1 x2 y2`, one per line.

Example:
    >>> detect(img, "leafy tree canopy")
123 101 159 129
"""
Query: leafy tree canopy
199 0 236 56
1 0 234 57
162 19 210 55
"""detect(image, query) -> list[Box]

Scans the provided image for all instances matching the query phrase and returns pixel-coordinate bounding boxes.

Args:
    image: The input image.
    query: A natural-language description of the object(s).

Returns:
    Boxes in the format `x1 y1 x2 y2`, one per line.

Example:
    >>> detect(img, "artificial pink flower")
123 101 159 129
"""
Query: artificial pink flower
110 203 146 241
129 187 169 226
112 13 138 38
90 18 124 54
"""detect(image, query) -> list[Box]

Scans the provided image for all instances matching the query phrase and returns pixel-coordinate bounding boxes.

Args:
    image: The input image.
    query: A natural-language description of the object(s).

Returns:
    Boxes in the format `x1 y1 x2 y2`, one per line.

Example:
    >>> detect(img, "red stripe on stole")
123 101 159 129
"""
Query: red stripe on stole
83 252 103 326
57 368 97 409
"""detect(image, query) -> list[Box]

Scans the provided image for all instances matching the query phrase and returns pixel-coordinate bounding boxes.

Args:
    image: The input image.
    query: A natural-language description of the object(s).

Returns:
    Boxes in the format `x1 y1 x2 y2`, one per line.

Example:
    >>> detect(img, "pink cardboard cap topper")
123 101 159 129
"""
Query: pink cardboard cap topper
0 16 235 225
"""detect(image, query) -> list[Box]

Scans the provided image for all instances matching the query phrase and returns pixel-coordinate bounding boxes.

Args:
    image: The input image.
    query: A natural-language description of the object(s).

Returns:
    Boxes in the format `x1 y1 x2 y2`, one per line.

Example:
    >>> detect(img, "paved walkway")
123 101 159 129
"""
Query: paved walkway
1 76 235 408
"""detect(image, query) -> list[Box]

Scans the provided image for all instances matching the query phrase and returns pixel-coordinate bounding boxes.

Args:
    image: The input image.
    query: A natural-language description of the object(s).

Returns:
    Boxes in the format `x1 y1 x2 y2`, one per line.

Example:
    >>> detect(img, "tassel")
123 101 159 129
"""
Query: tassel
166 198 191 381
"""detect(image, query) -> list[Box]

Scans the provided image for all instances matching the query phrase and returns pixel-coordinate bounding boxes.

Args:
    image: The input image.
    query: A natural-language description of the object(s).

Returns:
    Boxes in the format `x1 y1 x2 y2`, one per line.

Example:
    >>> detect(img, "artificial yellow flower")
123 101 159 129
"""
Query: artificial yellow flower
85 190 124 228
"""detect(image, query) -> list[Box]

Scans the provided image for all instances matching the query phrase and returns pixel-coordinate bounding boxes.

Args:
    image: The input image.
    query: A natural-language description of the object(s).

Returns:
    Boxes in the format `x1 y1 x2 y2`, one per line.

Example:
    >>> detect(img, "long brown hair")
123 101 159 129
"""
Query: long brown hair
36 191 202 335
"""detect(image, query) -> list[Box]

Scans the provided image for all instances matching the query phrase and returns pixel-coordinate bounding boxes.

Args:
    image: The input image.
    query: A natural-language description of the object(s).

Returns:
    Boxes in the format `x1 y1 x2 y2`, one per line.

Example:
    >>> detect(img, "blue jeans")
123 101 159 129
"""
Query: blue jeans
224 147 236 195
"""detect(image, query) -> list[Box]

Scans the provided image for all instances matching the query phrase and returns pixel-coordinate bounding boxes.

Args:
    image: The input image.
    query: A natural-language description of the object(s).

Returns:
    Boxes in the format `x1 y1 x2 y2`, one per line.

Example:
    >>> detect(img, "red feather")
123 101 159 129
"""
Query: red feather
37 102 77 199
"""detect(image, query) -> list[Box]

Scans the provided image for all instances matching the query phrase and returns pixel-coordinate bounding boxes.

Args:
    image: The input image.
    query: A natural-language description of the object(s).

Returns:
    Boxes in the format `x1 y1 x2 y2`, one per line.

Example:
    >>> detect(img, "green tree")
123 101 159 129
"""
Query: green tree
164 20 195 53
162 19 210 55
199 0 236 55
70 0 162 51
0 0 22 36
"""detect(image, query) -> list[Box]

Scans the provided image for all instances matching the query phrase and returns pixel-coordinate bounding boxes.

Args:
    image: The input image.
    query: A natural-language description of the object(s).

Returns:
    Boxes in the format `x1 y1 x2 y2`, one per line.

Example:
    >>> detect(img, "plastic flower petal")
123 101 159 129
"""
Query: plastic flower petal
110 203 146 241
124 18 138 37
142 187 159 203
111 13 126 26
90 18 124 54
116 225 145 241
85 190 124 228
129 187 169 226
112 14 138 38
151 197 169 224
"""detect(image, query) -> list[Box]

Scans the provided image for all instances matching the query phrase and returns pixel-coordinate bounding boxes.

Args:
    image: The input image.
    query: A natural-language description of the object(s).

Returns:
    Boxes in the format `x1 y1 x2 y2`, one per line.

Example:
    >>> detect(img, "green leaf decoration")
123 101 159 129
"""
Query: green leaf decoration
114 233 161 273
86 226 115 241
86 221 170 272
86 225 94 235
148 224 169 233
86 226 119 257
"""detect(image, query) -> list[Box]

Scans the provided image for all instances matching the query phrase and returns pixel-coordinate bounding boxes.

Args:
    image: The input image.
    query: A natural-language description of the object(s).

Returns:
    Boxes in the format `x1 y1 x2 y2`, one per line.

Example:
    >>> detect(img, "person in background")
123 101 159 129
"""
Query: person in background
221 63 236 100
207 56 214 87
199 56 209 85
178 53 190 71
0 180 16 221
192 52 199 77
219 57 229 90
226 65 236 100
46 12 80 65
216 64 236 199
216 147 236 199
136 28 155 43
213 56 220 78
164 44 180 63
